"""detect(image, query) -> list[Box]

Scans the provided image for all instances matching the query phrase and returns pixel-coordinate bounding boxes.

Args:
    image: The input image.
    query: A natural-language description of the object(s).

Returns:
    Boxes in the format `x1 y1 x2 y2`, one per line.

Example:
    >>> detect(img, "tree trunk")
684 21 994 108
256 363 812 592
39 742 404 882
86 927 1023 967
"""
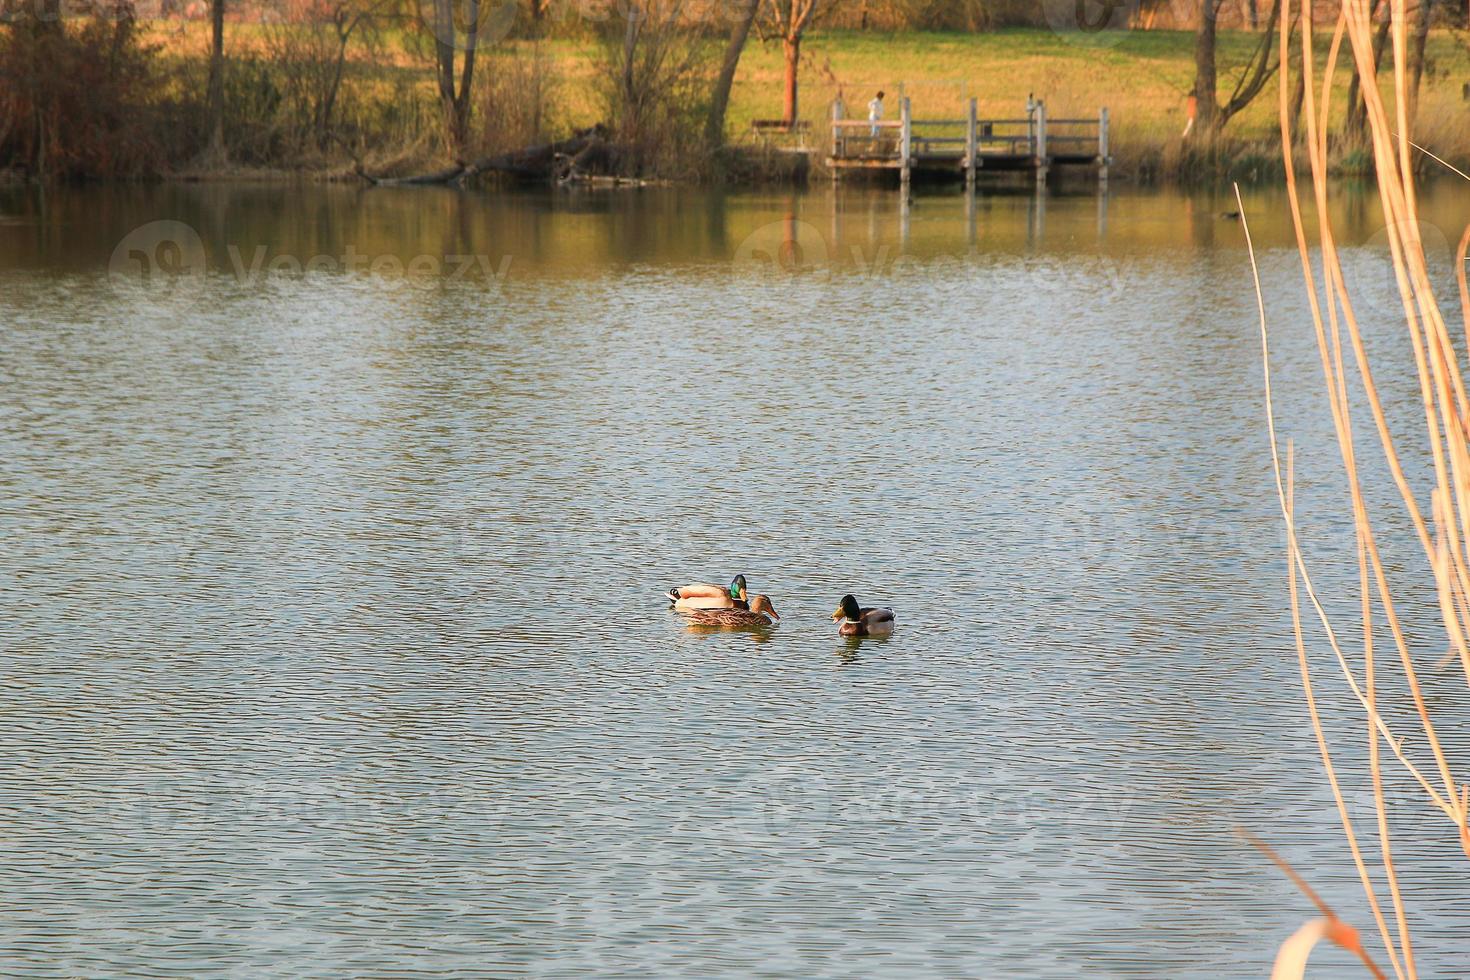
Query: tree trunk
433 0 453 105
27 4 62 174
1346 10 1390 141
621 9 640 119
453 0 480 156
706 0 761 147
1287 56 1305 137
1191 0 1219 137
430 0 479 157
781 35 800 127
321 38 348 144
206 0 226 161
1248 0 1258 29
1407 0 1433 122
1218 0 1281 126
1346 0 1381 141
526 0 552 39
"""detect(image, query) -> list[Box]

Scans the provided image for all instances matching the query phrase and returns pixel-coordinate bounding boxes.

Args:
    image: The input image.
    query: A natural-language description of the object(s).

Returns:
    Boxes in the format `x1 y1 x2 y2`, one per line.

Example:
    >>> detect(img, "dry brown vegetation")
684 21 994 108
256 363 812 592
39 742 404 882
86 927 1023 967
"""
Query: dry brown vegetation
1248 0 1470 974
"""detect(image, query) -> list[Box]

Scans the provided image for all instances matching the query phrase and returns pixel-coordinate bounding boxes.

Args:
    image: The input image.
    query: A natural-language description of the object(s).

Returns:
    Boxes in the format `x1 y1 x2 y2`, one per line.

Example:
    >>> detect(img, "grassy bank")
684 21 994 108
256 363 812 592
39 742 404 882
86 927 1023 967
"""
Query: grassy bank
730 28 1470 180
30 21 1470 182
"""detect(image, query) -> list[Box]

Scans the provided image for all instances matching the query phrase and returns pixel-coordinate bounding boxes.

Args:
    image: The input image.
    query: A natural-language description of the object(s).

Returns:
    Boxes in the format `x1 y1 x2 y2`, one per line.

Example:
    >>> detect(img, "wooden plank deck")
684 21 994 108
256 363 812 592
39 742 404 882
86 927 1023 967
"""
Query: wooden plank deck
827 98 1110 185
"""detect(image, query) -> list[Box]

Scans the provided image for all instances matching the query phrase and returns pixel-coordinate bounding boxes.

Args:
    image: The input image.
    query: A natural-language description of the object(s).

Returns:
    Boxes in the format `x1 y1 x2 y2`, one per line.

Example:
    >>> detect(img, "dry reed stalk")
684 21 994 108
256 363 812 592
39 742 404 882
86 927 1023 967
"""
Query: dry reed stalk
1457 225 1470 335
1247 0 1470 973
1238 830 1389 980
1250 222 1408 975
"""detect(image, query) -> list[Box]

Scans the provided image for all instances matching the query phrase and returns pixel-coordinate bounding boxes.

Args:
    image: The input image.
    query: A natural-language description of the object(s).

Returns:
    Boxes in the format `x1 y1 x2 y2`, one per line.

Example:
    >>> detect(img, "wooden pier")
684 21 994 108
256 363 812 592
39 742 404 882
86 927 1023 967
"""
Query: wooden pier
828 97 1110 185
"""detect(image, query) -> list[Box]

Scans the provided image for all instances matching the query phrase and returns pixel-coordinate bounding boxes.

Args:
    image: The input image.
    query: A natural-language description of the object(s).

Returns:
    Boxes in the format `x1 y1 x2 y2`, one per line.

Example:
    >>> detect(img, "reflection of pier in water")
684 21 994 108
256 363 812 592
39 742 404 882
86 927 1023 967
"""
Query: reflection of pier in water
820 183 1112 255
829 97 1111 187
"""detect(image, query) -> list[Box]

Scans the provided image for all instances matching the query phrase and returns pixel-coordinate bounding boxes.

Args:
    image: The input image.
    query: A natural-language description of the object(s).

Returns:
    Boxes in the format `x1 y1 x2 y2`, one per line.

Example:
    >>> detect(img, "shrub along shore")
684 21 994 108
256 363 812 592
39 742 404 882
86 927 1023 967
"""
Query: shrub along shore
2 9 1468 185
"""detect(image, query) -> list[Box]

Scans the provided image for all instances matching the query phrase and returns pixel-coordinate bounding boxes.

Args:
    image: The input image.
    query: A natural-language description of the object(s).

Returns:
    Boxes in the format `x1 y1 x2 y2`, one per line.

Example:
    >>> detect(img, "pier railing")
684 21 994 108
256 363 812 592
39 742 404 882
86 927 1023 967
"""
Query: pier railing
829 97 1110 183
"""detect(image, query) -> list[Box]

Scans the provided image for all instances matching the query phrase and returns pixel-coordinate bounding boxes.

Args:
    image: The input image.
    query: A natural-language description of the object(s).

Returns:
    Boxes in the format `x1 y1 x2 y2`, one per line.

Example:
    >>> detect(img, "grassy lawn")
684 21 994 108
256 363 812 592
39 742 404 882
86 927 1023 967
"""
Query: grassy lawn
735 29 1470 166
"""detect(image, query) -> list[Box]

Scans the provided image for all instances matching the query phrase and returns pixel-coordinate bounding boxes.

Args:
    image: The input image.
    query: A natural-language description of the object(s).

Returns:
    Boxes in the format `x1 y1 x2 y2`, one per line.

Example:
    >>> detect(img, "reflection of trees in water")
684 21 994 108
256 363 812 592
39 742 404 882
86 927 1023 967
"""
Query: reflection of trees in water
9 182 1470 276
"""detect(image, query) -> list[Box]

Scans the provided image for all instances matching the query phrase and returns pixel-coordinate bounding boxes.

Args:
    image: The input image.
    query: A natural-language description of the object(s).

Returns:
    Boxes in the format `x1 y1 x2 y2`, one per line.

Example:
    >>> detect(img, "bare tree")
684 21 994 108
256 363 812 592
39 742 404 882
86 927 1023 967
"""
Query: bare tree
1345 0 1390 141
0 0 159 177
476 40 563 154
1189 0 1284 137
758 0 833 127
266 0 386 151
1191 0 1220 133
1407 0 1434 120
428 0 485 155
206 0 226 162
707 0 761 145
598 0 712 174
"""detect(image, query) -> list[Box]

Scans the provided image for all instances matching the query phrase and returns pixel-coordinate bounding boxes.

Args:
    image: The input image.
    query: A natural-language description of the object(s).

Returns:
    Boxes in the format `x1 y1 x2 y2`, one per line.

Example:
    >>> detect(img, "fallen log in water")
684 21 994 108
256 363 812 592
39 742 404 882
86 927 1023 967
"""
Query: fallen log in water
358 126 615 187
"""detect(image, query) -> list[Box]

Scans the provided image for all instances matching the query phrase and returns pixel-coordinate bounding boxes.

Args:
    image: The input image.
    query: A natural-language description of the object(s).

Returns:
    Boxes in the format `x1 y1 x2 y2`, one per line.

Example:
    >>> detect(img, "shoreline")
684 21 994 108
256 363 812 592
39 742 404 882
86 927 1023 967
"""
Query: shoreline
0 139 1428 190
8 21 1468 184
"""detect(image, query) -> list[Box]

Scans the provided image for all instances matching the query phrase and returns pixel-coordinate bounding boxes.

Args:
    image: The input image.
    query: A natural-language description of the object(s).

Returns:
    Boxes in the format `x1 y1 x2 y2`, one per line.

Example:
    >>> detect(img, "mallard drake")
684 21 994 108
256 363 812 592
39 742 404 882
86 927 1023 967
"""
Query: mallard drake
832 594 895 636
686 594 779 627
666 574 747 613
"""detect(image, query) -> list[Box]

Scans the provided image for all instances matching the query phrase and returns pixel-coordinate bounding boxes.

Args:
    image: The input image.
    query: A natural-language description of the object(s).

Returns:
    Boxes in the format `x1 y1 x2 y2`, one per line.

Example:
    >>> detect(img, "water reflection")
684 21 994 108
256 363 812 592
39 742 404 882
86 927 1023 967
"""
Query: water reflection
684 623 777 644
5 178 1466 279
834 634 889 664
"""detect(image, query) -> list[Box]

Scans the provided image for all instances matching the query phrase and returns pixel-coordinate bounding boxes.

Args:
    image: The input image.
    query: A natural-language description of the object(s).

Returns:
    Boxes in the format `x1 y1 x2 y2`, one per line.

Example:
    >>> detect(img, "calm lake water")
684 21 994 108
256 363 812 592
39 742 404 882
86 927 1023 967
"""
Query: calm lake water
4 180 1470 977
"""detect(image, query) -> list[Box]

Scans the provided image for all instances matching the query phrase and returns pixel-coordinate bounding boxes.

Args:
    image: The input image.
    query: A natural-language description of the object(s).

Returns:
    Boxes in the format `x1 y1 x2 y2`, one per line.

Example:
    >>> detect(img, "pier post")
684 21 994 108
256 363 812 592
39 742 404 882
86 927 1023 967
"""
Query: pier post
1034 99 1048 186
965 180 976 249
831 98 844 183
900 97 912 186
965 97 977 186
1026 94 1035 159
1097 106 1110 185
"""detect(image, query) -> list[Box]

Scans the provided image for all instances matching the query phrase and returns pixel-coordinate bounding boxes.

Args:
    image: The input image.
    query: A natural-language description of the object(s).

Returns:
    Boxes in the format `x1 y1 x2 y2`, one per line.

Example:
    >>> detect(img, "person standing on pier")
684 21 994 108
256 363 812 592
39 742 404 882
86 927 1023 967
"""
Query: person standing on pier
868 91 885 139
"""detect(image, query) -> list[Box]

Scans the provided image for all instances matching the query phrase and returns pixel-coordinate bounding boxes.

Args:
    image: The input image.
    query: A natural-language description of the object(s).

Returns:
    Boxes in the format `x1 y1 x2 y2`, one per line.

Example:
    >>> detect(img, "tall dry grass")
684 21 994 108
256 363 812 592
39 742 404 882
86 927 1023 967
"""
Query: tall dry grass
1247 0 1470 976
473 43 565 156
